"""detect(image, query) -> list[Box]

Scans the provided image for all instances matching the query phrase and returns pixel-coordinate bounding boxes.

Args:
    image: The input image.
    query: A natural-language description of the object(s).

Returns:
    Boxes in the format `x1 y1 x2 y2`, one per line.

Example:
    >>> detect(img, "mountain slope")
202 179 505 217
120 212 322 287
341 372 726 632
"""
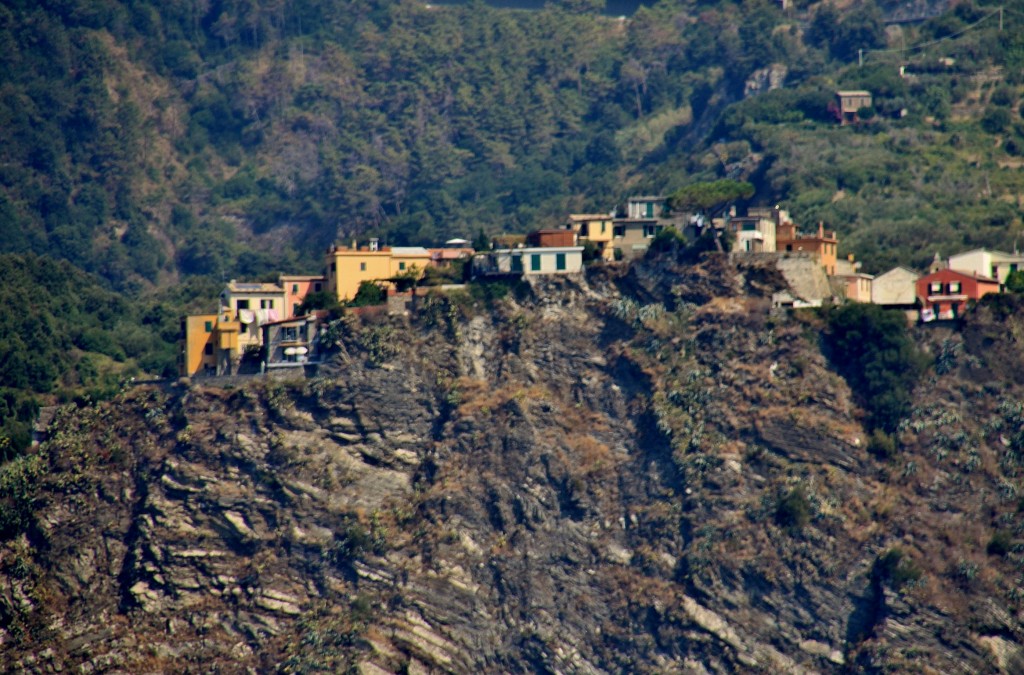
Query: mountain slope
3 251 1024 672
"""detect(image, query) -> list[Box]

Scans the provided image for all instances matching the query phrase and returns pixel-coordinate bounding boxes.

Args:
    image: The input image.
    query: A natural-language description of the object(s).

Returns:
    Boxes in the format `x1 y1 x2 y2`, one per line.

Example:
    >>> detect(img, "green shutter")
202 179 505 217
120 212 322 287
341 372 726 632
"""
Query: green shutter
531 254 541 271
556 253 566 270
512 255 523 272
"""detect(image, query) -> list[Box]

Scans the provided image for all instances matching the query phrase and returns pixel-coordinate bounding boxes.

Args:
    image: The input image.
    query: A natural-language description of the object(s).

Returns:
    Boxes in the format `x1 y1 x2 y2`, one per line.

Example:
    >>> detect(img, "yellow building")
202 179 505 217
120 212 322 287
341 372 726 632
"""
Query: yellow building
178 311 241 377
568 214 615 261
324 242 433 301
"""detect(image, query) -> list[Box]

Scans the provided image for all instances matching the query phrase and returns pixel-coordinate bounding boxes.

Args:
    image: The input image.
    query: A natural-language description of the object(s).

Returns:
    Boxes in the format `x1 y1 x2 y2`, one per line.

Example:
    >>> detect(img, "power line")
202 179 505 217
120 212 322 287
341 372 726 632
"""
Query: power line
862 7 1003 61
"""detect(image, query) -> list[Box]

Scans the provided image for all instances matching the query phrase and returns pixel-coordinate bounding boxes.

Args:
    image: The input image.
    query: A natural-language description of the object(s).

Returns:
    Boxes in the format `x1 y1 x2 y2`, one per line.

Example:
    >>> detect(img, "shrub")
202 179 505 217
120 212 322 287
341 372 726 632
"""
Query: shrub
987 530 1012 556
824 303 928 434
981 107 1011 134
349 281 386 307
873 548 923 590
775 486 811 531
867 429 897 460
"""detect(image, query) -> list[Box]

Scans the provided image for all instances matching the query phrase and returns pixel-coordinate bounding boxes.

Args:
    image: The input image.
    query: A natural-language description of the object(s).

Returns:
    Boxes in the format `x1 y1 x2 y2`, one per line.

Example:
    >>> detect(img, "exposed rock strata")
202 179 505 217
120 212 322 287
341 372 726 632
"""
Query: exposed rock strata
2 253 1024 672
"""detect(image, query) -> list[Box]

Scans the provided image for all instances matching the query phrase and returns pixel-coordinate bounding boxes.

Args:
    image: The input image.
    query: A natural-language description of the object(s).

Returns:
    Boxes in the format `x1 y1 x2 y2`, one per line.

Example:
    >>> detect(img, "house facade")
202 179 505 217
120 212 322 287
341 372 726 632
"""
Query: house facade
568 214 615 261
872 267 919 307
834 257 873 302
834 90 872 125
280 274 326 319
178 310 241 377
612 219 664 260
948 249 1024 286
776 221 839 275
916 268 1000 321
220 281 287 352
625 196 667 219
324 242 433 301
725 213 778 253
527 229 577 248
472 246 584 277
261 314 321 369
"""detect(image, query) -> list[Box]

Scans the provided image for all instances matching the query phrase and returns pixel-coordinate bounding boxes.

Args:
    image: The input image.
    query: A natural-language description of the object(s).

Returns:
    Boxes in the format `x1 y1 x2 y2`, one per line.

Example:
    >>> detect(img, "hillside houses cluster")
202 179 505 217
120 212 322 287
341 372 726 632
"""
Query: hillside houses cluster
179 194 1024 378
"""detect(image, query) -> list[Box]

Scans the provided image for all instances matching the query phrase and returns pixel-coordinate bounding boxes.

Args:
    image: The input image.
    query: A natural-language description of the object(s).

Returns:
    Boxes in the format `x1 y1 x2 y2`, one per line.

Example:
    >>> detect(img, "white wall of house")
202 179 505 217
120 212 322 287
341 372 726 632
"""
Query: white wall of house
949 249 1023 284
871 267 919 305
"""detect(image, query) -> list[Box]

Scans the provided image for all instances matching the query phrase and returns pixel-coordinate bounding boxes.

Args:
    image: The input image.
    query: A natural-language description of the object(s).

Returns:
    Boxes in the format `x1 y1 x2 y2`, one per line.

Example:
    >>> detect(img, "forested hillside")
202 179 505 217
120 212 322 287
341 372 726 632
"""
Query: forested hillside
3 0 1024 452
4 0 1024 286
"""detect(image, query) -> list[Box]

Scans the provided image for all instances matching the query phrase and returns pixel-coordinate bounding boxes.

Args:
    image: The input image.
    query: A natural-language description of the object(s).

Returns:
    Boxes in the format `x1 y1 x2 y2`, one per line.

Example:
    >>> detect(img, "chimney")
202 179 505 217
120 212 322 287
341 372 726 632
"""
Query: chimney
369 238 379 252
817 221 824 238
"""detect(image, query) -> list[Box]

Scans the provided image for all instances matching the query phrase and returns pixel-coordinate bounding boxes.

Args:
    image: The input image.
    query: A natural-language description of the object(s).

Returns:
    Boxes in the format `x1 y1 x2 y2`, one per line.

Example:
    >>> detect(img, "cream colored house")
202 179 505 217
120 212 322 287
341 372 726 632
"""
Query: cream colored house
472 246 584 277
220 281 286 352
871 267 919 307
948 249 1024 286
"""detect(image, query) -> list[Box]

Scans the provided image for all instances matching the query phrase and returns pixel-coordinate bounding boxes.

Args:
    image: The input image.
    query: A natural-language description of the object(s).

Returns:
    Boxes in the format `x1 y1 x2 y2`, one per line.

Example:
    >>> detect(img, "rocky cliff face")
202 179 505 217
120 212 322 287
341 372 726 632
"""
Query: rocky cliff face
2 250 1024 673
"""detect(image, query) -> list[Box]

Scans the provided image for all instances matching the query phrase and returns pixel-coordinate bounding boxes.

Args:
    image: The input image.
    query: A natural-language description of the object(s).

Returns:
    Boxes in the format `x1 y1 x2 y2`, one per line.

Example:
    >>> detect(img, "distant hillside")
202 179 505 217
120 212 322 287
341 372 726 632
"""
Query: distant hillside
4 0 1023 288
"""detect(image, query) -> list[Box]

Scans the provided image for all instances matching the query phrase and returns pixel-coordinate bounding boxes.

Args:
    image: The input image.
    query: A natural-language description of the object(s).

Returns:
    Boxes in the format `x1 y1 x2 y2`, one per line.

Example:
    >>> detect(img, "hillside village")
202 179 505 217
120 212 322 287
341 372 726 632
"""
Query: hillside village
180 188 1024 379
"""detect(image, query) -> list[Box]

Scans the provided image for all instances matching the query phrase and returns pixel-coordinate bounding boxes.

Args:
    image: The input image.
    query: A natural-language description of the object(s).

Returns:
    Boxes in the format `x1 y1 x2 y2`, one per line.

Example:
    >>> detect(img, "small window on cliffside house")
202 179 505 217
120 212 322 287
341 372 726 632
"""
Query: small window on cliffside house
930 282 942 293
556 253 566 270
949 282 961 293
531 254 541 271
204 343 213 355
204 321 213 332
360 262 367 271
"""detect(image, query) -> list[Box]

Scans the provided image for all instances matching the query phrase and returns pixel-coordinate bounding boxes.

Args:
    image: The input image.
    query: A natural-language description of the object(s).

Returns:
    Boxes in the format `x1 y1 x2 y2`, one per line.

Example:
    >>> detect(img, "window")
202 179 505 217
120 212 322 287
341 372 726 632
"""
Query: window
645 202 654 217
601 222 606 234
204 321 213 332
399 262 406 271
330 263 336 272
360 262 367 271
643 225 656 238
204 344 213 355
930 282 942 293
556 253 566 270
314 282 322 292
293 303 300 316
292 284 298 293
531 254 541 271
786 245 793 251
613 225 625 237
261 299 274 309
511 255 523 273
948 282 961 293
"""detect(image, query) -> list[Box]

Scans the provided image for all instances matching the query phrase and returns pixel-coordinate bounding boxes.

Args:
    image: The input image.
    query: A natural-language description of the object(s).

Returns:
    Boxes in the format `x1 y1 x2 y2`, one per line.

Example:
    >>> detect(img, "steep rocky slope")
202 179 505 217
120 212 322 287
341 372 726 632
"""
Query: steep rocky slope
2 251 1024 673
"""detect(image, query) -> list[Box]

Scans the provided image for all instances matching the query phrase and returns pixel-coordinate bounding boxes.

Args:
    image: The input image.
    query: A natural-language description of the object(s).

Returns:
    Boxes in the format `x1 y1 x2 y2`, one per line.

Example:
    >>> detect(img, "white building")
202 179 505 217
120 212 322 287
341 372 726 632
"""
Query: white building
472 246 584 278
948 249 1024 285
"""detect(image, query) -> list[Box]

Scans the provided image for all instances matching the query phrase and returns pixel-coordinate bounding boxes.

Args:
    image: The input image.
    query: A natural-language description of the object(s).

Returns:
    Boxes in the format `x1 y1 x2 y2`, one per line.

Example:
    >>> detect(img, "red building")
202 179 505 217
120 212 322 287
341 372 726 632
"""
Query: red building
915 268 1000 321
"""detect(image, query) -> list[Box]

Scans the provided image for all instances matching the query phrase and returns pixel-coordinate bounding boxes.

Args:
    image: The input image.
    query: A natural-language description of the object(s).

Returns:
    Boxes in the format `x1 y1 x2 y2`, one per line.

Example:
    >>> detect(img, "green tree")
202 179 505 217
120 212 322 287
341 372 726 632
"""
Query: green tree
824 303 928 435
668 180 755 215
1005 270 1024 293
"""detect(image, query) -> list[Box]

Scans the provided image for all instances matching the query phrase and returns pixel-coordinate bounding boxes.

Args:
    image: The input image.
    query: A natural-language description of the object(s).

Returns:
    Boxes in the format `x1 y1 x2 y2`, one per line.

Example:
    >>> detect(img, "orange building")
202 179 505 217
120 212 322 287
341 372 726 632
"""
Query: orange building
178 310 241 377
777 220 839 275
